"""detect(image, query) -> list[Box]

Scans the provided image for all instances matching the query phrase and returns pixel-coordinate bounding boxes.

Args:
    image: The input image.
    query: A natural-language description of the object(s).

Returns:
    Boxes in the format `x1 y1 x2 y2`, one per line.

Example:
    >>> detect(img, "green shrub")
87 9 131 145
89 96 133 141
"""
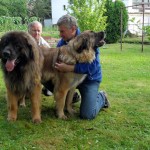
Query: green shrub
67 0 107 32
105 0 128 43
121 36 150 44
144 26 150 40
0 16 39 32
42 26 59 38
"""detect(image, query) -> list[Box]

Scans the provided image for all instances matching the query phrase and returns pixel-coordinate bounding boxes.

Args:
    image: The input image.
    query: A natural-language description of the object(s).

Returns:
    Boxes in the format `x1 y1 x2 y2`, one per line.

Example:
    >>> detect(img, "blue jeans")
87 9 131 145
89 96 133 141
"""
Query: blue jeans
77 80 105 120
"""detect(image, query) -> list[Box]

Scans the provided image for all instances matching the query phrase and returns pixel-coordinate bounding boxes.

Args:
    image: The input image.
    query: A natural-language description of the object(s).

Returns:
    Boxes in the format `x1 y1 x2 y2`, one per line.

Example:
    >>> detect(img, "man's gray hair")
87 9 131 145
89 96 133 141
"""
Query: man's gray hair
28 21 42 31
57 14 78 29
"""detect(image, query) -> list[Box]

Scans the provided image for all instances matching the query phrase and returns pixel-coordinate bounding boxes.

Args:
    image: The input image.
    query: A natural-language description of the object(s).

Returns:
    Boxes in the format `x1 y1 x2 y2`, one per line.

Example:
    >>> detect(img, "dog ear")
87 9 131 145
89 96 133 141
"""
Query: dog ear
24 37 34 60
28 44 34 59
76 37 88 53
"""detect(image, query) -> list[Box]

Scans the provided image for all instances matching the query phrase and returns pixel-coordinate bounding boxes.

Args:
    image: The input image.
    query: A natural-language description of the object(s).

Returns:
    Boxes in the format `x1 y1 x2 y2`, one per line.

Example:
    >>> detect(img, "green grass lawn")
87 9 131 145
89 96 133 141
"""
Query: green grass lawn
0 43 150 150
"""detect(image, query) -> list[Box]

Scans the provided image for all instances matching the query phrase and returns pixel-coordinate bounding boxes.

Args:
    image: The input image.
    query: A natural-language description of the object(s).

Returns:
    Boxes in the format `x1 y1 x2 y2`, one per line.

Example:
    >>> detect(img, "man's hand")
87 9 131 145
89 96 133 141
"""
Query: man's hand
55 62 75 72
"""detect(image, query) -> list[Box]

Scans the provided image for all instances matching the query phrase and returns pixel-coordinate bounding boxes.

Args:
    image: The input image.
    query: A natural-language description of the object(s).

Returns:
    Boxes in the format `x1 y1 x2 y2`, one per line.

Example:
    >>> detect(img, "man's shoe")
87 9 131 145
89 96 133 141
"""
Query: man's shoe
100 91 110 108
42 88 53 96
72 92 81 103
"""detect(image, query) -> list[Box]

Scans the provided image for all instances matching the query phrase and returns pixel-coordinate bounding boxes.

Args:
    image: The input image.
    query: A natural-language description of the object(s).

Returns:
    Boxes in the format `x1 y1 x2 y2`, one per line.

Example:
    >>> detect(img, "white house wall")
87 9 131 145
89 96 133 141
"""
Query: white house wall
121 0 150 35
51 0 69 24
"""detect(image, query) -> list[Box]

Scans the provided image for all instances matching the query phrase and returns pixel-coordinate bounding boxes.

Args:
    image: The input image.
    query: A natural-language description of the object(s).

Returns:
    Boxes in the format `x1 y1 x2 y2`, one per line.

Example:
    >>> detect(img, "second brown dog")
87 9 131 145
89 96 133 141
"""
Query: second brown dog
41 30 105 119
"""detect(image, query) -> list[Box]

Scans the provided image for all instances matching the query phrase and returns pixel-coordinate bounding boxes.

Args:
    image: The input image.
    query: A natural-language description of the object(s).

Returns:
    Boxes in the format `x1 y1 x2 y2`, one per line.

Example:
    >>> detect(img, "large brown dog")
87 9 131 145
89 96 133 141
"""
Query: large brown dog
41 30 105 119
0 31 43 123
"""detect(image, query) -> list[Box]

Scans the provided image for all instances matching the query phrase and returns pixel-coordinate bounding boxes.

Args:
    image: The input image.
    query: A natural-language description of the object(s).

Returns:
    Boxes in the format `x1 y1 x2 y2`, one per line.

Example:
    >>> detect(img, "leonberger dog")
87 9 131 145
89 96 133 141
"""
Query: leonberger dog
0 30 105 121
41 30 105 119
0 31 43 123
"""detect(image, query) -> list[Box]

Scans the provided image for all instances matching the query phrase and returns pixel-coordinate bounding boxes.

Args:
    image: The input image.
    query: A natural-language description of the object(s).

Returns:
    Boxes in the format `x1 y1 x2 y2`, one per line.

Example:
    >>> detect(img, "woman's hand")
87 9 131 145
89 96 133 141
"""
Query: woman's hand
55 62 75 72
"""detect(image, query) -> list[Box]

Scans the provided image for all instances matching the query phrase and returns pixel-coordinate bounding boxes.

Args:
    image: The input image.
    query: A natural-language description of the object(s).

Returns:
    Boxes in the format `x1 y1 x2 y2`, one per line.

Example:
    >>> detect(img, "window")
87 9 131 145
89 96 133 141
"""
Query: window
132 0 150 10
133 0 150 4
63 5 66 10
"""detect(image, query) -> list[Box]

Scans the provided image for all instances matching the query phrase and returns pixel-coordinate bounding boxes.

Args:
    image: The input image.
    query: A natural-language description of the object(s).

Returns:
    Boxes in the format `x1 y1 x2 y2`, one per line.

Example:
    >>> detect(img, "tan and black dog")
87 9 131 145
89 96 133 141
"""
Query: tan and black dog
41 30 105 119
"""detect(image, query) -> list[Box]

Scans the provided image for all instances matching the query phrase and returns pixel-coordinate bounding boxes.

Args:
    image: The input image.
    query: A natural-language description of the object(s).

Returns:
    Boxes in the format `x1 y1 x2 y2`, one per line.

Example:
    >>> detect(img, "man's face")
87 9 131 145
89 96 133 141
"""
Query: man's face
58 25 76 42
29 24 42 41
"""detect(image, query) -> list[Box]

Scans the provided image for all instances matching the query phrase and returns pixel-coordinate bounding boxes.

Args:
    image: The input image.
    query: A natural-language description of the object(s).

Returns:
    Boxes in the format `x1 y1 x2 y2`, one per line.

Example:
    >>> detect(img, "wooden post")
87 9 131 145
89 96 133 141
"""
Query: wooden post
120 7 123 51
142 1 145 52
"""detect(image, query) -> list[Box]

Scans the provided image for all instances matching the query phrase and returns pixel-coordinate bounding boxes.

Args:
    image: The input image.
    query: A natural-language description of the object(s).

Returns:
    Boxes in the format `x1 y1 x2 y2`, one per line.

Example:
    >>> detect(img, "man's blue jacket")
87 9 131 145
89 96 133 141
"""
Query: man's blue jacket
57 28 102 82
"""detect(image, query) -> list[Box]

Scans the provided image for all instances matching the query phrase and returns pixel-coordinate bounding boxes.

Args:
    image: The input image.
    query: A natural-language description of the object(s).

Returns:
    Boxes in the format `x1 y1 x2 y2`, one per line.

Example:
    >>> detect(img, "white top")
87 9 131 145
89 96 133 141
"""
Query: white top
39 37 50 48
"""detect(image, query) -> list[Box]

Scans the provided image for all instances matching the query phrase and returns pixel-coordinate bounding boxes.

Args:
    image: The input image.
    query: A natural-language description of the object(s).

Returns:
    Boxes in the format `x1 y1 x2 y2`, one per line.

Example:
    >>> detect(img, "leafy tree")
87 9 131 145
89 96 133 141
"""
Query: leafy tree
0 0 51 22
105 0 128 43
0 1 9 16
28 0 51 22
0 0 28 19
67 0 107 32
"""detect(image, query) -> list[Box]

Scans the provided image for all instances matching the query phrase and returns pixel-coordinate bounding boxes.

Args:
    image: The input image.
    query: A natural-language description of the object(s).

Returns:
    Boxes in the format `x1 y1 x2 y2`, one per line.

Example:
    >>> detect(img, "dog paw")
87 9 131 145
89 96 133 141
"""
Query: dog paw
68 109 76 116
32 118 42 124
7 117 17 122
58 114 68 120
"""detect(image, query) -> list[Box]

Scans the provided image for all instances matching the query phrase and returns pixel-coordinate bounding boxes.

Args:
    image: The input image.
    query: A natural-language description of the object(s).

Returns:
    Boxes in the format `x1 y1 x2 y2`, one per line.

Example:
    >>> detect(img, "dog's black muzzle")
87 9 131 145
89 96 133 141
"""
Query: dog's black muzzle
2 50 11 59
